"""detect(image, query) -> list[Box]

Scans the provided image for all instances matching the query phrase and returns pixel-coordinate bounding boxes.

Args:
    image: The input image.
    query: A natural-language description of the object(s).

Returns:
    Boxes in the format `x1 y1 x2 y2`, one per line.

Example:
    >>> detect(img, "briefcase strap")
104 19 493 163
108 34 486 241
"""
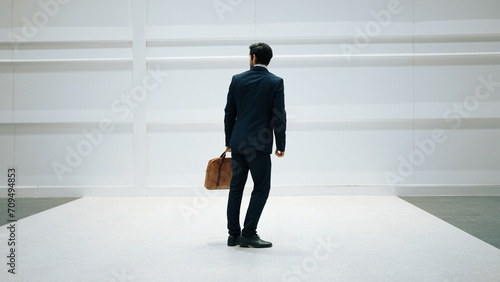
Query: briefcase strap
216 148 230 189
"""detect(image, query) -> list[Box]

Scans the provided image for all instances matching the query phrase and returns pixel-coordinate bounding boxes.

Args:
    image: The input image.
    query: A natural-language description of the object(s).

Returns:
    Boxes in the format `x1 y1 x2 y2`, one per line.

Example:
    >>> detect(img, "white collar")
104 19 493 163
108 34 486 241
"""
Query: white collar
254 64 268 69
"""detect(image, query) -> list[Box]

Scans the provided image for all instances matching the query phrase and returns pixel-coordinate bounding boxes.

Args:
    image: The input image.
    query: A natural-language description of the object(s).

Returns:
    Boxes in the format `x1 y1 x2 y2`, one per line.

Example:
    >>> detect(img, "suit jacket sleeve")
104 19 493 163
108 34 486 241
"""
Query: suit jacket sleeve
224 77 237 147
272 79 286 152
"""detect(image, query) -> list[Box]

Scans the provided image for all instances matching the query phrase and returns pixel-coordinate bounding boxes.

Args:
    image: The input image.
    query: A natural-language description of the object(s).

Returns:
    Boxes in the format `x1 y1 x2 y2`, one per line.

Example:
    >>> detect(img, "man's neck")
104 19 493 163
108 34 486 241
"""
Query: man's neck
254 64 268 69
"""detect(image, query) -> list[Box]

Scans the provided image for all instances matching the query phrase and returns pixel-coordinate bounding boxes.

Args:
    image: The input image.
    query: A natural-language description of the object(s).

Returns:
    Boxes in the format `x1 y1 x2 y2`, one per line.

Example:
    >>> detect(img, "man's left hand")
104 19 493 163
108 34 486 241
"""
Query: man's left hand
275 149 285 157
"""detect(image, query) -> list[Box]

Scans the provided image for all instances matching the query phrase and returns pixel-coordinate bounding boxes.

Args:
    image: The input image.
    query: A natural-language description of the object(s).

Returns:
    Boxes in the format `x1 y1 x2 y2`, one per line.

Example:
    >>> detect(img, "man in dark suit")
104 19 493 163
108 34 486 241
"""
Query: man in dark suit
224 43 286 248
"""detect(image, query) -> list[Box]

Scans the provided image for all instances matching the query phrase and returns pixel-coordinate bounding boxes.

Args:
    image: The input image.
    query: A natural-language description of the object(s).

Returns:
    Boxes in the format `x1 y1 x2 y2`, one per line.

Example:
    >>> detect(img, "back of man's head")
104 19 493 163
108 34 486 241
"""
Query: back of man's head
249 43 273 65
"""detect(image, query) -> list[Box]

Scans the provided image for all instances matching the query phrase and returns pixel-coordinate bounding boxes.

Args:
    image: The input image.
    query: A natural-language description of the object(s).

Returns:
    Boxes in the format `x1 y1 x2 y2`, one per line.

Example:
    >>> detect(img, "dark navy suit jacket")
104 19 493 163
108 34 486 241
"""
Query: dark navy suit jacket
224 66 286 154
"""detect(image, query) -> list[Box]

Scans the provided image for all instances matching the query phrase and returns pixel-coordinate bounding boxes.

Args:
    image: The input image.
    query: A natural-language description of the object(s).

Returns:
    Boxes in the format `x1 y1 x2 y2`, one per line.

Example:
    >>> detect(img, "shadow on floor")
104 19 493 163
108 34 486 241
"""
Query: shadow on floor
0 198 80 226
400 196 500 249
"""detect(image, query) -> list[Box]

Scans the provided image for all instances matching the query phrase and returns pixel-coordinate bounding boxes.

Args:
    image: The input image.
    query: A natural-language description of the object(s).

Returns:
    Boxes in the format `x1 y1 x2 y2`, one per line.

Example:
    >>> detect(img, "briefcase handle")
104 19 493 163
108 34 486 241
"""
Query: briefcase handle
219 147 230 159
216 148 231 189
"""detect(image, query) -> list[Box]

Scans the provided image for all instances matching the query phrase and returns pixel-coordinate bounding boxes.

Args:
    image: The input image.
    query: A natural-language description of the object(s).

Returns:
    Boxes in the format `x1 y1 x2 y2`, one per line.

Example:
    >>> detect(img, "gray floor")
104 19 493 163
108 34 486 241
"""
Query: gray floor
400 196 500 249
0 198 79 226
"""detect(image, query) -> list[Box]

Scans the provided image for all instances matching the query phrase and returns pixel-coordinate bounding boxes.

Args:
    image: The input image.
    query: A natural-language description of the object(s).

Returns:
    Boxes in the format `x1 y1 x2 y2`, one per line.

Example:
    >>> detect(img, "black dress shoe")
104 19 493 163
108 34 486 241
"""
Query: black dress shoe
227 235 240 247
239 234 272 248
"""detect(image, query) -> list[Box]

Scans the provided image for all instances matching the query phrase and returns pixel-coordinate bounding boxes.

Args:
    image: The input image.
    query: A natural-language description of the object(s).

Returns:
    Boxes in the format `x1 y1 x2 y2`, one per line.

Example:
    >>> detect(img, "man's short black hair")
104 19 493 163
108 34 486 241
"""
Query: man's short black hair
249 43 273 65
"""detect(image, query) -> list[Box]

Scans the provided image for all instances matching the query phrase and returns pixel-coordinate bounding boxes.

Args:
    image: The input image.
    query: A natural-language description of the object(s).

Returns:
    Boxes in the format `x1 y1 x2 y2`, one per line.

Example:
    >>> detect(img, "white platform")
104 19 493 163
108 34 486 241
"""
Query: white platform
1 196 500 281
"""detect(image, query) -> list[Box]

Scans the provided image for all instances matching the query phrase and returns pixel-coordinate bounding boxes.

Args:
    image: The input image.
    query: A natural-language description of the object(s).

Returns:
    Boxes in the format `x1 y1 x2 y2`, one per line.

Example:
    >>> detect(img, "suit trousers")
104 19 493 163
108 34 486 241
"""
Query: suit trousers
227 149 271 238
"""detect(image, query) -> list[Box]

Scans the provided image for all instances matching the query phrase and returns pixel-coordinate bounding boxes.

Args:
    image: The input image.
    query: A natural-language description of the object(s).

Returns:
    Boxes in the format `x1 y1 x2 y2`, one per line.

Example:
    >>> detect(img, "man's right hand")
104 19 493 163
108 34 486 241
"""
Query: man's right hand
275 149 285 158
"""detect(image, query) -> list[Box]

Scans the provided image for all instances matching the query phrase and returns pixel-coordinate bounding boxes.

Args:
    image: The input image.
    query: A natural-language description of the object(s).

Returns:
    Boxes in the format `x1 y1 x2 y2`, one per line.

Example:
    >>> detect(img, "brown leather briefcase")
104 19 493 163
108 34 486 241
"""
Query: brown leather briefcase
204 149 232 190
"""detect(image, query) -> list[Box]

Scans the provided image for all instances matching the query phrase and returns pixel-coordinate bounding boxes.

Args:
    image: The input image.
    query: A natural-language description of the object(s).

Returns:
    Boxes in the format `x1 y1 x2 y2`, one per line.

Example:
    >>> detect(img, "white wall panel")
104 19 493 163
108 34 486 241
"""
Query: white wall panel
148 121 414 186
14 62 133 123
0 125 15 187
274 41 413 57
0 0 11 43
12 0 132 42
147 61 247 122
148 123 224 186
147 41 414 60
274 121 414 186
414 119 500 185
1 0 499 195
256 0 413 38
147 41 254 60
1 0 15 189
146 0 255 40
0 43 11 61
15 124 133 187
0 63 13 122
414 59 500 119
147 59 414 122
13 42 133 62
415 41 500 55
274 61 413 121
144 0 500 194
415 0 500 36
